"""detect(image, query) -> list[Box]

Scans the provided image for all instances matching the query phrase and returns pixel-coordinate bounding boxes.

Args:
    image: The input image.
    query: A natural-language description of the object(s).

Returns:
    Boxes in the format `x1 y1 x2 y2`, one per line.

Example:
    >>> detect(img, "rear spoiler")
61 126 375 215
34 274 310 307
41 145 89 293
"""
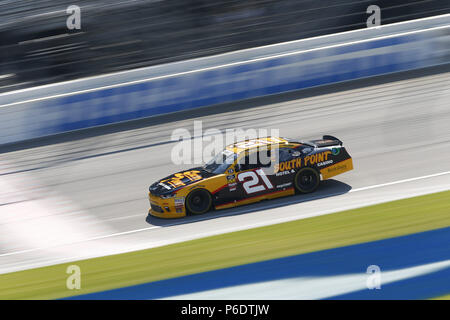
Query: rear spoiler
309 135 343 147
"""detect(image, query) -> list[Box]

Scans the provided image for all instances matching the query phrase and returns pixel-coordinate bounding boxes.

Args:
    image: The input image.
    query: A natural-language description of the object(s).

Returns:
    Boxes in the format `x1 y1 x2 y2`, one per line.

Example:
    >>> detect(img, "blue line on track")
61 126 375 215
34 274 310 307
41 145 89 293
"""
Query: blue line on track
65 226 450 300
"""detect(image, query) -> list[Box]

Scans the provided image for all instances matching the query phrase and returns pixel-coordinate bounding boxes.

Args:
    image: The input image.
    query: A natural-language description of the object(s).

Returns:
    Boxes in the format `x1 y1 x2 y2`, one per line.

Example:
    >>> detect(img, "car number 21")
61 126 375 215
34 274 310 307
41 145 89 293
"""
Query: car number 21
237 169 274 194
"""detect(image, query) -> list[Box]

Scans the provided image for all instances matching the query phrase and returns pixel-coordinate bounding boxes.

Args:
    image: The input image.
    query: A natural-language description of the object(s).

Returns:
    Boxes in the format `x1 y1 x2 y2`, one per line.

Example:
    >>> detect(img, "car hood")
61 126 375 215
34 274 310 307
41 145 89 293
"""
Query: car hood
149 167 216 196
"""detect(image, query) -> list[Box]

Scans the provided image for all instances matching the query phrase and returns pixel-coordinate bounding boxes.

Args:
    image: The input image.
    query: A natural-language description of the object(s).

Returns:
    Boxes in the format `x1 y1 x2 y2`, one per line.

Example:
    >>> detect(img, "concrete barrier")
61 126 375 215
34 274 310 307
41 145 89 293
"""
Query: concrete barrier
0 15 449 145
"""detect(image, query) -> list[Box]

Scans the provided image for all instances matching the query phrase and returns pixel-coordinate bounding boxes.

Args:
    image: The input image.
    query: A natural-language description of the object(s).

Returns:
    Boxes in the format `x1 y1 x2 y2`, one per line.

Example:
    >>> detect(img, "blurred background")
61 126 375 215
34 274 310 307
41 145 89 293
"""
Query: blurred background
0 0 449 301
0 0 449 92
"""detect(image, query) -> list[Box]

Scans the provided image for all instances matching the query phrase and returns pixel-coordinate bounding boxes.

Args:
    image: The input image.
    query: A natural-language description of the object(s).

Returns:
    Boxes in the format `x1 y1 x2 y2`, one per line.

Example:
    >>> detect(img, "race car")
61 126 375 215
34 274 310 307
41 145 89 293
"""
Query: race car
148 135 353 218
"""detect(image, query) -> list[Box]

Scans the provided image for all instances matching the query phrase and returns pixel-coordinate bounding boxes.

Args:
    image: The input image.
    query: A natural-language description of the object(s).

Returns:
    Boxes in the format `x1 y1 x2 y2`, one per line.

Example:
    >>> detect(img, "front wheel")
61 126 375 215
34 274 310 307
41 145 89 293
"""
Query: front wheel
294 167 320 193
185 189 212 215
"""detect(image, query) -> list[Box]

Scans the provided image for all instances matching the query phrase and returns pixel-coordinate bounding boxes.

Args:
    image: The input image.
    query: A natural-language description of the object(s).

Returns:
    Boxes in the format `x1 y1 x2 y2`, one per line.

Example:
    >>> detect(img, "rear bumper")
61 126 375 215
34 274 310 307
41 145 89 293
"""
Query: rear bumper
320 157 353 180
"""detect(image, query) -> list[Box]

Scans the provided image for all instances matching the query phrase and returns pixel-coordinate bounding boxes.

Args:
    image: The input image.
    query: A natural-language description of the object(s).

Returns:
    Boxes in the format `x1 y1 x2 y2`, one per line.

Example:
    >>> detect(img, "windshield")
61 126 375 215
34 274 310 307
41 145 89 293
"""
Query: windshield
203 149 237 174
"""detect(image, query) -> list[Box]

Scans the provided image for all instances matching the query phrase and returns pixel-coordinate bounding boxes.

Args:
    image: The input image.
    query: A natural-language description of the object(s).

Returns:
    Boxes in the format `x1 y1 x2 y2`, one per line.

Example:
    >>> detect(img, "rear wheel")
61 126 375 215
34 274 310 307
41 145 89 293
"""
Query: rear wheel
185 189 212 215
294 167 320 193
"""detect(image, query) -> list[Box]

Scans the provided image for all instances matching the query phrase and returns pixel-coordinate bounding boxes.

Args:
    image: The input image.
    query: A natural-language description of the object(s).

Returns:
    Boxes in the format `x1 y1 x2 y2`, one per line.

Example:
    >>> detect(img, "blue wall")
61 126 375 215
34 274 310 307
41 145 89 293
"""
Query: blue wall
1 25 447 145
2 30 442 145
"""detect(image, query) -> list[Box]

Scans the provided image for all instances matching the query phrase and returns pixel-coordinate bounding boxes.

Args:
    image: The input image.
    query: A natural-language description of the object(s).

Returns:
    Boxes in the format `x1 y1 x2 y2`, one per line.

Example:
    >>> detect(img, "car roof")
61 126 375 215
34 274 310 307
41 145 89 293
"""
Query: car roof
225 136 301 154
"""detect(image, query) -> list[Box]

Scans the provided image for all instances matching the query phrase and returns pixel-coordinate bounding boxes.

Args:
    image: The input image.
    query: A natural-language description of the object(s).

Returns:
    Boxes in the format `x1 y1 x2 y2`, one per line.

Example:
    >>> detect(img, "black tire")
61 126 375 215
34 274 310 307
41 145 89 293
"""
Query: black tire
185 189 212 215
294 167 320 193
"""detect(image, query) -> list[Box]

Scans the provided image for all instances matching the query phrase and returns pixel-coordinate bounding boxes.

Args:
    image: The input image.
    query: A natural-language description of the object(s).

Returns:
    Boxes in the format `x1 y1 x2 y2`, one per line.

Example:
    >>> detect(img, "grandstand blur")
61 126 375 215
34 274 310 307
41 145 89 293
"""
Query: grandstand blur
0 0 449 93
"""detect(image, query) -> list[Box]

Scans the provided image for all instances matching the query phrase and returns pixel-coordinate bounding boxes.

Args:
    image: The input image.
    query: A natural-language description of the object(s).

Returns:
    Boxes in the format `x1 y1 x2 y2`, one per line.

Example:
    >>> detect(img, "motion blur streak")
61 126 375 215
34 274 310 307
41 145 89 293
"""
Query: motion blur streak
2 0 447 92
0 67 449 274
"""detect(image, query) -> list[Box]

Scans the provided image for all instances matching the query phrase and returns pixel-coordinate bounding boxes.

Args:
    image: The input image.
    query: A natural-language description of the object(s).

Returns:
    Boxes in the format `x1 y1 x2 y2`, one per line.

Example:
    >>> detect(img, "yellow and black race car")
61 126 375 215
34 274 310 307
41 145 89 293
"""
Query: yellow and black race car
148 135 353 218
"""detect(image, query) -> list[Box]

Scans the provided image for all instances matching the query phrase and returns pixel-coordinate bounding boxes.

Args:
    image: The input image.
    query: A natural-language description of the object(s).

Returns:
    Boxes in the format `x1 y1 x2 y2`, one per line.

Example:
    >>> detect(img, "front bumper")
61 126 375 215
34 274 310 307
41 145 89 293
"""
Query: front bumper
148 192 187 218
148 208 186 219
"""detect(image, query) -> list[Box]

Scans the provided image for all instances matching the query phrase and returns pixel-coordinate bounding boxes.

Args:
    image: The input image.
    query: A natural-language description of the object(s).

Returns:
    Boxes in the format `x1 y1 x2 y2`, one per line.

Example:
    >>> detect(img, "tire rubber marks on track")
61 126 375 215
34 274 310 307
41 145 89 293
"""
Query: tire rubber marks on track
0 160 113 255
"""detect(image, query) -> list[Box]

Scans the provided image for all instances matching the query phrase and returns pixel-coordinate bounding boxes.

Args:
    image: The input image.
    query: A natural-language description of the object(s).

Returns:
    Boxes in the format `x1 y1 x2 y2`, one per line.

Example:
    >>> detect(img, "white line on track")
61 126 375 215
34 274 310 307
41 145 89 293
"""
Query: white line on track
0 170 449 259
350 170 450 192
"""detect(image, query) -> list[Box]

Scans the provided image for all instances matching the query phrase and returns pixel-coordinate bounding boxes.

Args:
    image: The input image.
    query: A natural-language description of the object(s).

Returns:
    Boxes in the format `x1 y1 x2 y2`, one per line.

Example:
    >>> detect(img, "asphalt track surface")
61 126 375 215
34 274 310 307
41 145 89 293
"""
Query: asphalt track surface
0 65 449 274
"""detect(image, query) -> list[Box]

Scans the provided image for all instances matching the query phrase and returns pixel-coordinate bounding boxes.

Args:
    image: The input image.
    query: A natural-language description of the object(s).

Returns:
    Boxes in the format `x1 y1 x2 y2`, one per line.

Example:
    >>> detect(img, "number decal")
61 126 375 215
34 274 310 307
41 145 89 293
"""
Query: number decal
160 170 202 188
237 169 273 194
237 171 265 194
256 168 273 189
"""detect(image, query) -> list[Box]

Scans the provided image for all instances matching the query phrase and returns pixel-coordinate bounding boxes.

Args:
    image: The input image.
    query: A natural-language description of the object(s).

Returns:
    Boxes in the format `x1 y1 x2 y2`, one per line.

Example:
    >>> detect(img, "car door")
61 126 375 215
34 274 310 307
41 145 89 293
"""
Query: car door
234 148 275 203
269 147 298 190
